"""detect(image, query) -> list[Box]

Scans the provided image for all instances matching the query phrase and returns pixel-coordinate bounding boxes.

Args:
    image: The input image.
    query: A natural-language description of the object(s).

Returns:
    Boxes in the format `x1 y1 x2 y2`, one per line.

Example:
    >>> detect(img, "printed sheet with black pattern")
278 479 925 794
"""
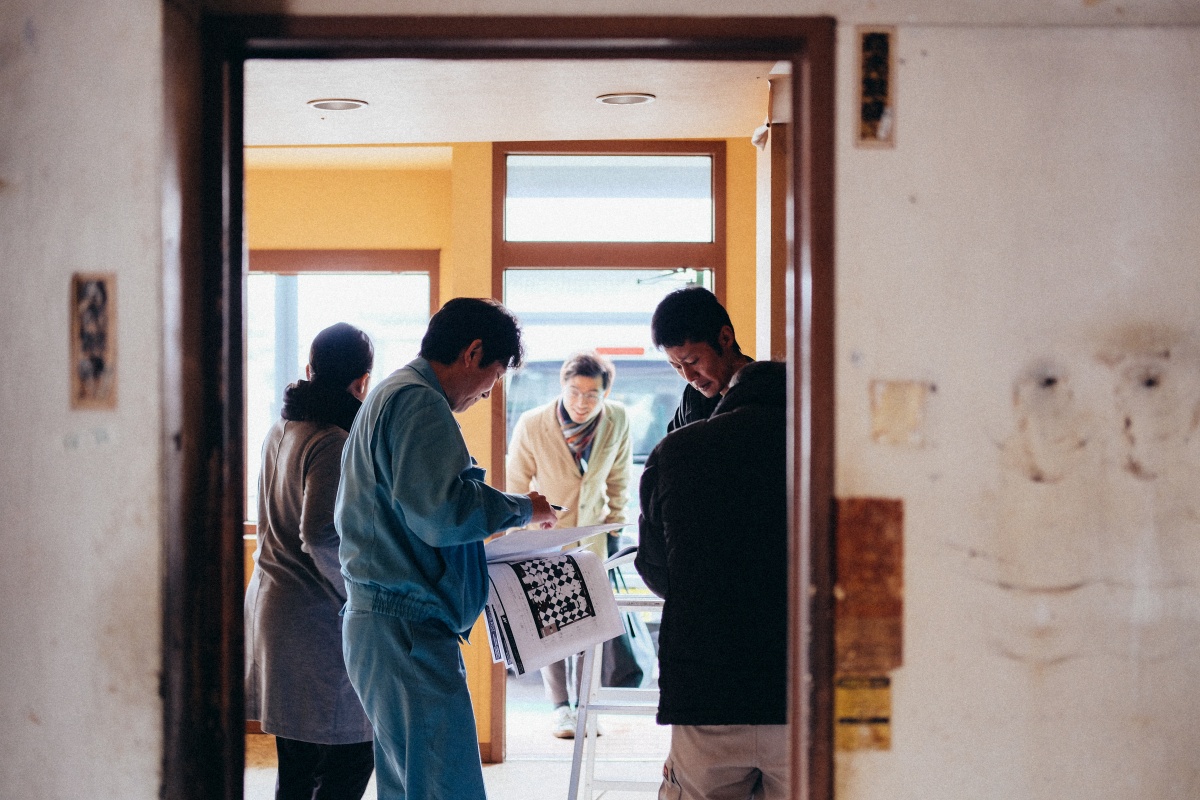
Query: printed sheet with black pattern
483 525 627 675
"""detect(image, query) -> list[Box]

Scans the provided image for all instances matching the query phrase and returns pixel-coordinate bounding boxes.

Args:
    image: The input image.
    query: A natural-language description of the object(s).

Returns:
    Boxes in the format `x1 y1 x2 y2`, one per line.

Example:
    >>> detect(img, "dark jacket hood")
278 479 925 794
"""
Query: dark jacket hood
713 360 786 416
280 379 362 432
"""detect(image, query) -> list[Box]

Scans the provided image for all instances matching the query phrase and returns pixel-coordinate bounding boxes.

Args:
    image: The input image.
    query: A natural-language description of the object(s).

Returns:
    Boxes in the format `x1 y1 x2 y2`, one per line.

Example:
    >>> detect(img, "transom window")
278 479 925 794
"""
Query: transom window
504 154 714 243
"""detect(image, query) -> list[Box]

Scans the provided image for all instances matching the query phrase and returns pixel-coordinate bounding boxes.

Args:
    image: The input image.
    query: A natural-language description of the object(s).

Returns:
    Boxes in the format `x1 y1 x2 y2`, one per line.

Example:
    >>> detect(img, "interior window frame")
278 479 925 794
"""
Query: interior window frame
490 141 727 487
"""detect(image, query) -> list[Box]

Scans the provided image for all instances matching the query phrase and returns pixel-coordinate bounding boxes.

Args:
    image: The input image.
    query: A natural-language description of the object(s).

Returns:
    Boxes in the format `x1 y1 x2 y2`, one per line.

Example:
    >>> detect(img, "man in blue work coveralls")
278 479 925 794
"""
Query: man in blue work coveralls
336 298 557 799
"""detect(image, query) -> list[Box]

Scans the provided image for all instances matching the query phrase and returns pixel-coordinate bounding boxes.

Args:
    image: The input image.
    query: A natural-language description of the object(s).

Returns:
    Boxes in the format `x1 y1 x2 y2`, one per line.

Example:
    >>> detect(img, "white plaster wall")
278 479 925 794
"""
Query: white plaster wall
836 25 1200 800
0 1 164 797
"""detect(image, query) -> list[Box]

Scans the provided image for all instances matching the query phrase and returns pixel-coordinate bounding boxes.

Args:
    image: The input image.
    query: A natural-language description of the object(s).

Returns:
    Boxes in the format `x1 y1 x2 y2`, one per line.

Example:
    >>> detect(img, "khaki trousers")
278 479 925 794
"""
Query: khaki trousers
658 724 789 800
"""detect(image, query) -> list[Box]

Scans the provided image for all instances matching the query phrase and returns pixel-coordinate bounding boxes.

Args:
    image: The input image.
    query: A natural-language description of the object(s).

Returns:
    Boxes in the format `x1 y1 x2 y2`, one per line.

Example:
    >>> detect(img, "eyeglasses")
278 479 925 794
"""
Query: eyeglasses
564 387 602 404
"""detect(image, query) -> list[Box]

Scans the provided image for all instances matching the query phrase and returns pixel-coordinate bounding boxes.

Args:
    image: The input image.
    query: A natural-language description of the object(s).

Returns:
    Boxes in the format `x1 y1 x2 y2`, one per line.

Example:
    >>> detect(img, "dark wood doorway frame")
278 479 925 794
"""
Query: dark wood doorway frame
172 15 834 800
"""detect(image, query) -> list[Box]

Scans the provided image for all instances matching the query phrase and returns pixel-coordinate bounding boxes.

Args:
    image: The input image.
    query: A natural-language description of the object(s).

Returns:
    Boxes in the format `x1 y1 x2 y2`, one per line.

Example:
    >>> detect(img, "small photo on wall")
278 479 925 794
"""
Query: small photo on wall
70 272 117 409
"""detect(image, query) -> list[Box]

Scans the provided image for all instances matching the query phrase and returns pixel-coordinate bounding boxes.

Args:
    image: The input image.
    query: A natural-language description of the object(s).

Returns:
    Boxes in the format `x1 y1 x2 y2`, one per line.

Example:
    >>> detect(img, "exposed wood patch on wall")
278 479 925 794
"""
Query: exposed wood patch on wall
834 497 903 751
835 675 891 751
835 497 904 674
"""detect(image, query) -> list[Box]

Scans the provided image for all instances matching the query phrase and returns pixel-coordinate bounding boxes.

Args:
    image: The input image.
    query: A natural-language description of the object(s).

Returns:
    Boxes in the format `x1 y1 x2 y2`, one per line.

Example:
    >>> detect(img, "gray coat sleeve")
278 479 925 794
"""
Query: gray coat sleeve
299 430 348 600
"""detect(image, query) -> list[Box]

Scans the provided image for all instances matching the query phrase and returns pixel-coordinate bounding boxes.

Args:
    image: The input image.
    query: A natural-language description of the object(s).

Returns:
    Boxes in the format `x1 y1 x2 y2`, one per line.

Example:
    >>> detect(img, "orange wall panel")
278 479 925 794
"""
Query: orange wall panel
246 168 452 250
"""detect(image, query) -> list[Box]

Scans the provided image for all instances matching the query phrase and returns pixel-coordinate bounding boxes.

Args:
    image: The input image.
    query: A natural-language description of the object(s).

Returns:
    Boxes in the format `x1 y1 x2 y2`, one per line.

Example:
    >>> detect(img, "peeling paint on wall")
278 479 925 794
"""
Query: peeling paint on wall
941 325 1200 799
870 379 933 446
835 676 892 751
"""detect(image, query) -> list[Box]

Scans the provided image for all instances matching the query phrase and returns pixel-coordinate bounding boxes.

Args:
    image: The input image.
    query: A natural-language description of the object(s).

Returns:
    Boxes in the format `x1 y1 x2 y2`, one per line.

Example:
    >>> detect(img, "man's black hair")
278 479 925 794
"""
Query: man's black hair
650 286 738 354
420 297 524 369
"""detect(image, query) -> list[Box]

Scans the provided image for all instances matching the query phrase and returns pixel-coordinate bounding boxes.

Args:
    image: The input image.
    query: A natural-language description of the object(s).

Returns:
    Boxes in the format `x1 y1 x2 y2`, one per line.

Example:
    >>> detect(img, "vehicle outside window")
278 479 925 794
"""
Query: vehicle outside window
506 359 685 464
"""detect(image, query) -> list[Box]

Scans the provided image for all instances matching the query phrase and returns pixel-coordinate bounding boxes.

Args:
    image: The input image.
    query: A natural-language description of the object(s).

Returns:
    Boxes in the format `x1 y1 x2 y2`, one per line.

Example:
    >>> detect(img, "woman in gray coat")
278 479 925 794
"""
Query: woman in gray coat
245 322 375 800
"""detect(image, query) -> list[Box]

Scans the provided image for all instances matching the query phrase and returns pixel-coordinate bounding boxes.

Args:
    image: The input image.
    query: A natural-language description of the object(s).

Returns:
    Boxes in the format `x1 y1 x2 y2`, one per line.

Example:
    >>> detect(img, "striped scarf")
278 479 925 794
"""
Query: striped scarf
558 399 603 475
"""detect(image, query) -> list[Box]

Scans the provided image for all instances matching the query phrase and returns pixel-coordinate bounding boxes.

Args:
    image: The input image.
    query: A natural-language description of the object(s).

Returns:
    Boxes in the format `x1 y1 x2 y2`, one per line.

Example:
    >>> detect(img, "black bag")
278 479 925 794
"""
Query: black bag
600 561 657 688
601 611 655 687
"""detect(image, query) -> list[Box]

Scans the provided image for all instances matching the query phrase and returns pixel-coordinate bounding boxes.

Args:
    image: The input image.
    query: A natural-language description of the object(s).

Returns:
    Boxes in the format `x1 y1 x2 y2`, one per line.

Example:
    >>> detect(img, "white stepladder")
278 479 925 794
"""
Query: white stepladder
567 549 664 800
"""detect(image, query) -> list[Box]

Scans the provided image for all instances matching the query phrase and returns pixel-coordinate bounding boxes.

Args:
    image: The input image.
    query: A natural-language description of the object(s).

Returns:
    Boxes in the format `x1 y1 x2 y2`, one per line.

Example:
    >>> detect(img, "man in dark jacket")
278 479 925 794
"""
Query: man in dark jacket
635 360 788 799
651 286 754 433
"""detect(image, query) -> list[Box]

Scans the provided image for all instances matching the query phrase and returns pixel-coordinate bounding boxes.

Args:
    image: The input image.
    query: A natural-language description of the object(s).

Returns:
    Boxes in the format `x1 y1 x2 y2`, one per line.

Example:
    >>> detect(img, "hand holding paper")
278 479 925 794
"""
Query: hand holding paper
527 490 557 529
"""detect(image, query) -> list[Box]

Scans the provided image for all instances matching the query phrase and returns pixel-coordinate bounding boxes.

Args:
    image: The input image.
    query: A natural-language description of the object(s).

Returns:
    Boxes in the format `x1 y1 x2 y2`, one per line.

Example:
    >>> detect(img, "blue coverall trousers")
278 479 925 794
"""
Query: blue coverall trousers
343 609 486 800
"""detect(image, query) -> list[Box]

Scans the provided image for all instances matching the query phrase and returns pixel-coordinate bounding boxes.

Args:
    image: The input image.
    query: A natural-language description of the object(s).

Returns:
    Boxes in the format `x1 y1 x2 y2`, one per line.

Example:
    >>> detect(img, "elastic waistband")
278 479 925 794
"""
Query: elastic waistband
345 581 436 621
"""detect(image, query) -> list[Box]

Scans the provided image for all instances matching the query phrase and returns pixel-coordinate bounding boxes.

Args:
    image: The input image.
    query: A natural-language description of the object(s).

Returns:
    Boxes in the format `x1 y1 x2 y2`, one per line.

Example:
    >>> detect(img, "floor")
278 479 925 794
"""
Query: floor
245 669 671 800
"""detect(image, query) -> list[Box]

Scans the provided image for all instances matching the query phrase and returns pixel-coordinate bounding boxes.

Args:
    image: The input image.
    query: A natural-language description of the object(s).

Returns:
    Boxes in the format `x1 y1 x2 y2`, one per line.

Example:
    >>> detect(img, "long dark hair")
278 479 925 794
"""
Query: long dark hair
309 322 374 391
281 323 374 431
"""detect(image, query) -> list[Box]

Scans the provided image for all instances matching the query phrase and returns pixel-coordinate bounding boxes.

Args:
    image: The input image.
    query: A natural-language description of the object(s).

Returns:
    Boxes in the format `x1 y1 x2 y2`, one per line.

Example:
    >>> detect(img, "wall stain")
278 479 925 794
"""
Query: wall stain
1002 360 1091 484
986 324 1200 666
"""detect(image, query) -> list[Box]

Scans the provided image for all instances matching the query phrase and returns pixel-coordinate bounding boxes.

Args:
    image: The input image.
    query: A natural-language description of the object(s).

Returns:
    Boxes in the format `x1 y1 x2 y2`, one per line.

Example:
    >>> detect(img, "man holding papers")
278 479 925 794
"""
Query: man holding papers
336 298 556 800
636 361 789 800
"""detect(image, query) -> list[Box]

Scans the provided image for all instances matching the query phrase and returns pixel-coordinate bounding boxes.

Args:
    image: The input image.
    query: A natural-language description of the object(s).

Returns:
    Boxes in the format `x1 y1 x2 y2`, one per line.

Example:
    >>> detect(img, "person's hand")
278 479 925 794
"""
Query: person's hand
528 492 558 529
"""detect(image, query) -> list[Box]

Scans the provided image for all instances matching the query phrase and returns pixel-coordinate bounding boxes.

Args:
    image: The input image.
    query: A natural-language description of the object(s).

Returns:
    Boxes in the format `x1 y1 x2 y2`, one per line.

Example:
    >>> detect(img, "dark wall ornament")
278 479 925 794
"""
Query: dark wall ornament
857 26 896 148
70 272 117 409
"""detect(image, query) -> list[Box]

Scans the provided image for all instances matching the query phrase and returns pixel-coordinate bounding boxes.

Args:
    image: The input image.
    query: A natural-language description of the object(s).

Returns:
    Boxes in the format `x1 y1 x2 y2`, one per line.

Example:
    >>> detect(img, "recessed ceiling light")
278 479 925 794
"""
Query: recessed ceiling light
596 93 656 106
307 98 368 111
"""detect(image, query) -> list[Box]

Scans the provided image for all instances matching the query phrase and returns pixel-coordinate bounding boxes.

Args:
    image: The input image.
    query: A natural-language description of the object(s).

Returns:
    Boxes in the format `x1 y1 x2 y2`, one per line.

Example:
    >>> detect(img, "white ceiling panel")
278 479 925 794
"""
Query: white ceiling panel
244 58 776 151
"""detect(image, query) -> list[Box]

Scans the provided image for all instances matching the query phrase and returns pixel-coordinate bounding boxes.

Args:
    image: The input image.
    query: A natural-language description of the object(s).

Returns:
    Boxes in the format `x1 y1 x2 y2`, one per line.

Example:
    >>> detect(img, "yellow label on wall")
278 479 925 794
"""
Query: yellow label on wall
835 676 891 751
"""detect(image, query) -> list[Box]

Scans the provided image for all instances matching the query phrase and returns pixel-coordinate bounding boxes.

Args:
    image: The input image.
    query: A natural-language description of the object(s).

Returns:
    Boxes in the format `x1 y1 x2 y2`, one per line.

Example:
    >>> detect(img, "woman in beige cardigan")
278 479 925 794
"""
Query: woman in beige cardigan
506 350 633 738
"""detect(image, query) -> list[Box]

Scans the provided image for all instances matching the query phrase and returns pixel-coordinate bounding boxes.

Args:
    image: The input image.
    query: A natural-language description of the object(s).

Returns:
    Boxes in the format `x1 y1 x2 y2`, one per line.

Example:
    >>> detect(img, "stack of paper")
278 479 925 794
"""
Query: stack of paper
483 524 628 675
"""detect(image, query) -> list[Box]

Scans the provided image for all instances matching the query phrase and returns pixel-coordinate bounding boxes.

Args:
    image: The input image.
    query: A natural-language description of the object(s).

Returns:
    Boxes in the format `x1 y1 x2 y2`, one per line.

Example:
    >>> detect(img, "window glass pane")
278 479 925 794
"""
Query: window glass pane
505 155 713 242
246 272 430 522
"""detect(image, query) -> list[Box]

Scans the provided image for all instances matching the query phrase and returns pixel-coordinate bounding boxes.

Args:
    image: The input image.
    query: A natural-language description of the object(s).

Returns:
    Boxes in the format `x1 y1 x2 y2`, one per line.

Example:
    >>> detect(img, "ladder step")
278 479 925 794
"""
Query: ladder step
614 596 663 610
589 779 662 792
580 704 658 715
590 689 659 705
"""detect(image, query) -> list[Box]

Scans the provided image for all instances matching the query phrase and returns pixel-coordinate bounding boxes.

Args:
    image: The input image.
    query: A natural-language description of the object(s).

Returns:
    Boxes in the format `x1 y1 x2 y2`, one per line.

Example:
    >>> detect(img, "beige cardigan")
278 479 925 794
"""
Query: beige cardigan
506 399 633 554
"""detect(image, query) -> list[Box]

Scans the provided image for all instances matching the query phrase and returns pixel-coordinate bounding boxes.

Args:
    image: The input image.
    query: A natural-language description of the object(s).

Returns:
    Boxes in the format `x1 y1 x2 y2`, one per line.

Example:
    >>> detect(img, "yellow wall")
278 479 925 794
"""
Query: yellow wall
725 137 759 358
444 143 496 468
246 168 451 249
443 143 505 754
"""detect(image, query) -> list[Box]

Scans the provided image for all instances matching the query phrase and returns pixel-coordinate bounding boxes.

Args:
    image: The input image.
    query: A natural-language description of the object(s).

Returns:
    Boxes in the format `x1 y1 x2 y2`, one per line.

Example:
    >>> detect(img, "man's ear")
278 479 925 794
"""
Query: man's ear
718 325 736 351
463 338 485 367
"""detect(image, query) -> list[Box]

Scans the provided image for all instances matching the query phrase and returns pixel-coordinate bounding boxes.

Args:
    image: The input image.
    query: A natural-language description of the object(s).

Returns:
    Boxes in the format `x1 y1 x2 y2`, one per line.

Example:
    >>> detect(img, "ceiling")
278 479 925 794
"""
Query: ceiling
244 58 780 169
